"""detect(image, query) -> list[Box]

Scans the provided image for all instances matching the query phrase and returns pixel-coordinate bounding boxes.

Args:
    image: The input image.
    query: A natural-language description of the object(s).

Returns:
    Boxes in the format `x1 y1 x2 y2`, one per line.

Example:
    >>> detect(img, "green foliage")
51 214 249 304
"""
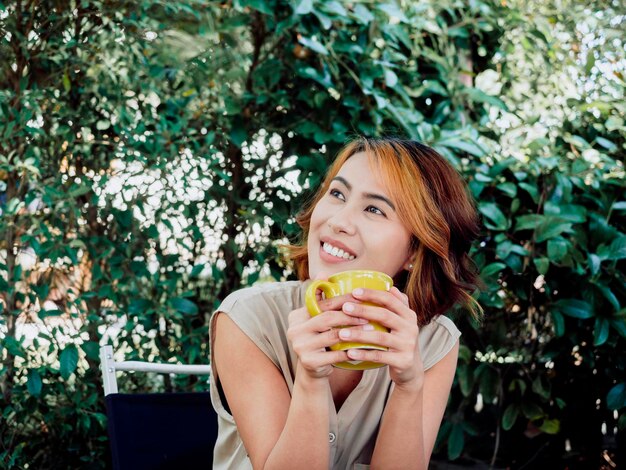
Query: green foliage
0 0 624 468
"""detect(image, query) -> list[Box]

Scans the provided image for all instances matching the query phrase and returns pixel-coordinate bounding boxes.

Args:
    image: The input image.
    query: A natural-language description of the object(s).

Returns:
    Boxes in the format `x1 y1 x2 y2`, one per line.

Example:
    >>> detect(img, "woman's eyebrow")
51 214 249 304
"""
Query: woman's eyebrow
332 176 396 211
364 193 396 211
332 176 351 190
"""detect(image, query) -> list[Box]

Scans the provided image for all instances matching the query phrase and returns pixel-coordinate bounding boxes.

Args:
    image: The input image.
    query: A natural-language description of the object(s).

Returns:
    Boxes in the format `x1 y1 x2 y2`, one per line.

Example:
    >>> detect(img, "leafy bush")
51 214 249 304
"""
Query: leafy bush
0 0 624 468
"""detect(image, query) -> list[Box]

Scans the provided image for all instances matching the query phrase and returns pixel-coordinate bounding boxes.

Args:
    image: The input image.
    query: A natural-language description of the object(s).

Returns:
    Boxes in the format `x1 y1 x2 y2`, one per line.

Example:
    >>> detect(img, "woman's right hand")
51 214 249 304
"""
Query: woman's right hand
287 294 368 380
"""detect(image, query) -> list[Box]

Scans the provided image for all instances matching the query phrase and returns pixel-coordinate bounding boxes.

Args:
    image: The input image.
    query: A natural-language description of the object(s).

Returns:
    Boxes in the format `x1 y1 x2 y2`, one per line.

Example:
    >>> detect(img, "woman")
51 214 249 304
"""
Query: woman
210 137 481 469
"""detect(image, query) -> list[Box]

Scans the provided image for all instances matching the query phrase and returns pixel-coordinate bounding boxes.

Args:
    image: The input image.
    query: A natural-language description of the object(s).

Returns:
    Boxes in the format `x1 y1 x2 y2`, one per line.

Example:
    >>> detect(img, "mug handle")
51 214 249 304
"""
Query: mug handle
305 280 341 317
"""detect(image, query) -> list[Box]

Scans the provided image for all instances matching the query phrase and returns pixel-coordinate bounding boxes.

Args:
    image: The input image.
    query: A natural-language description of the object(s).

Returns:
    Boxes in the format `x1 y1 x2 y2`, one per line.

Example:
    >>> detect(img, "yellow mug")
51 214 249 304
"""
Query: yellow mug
305 270 392 370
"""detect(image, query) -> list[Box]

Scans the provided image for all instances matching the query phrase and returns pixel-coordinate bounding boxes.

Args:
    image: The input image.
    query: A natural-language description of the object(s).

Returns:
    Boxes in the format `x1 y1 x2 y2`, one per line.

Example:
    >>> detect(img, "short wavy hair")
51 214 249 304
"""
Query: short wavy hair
287 137 482 325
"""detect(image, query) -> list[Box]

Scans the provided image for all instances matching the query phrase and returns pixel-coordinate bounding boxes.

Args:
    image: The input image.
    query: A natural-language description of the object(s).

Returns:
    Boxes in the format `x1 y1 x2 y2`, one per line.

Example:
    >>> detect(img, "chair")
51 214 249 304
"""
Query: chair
99 345 218 470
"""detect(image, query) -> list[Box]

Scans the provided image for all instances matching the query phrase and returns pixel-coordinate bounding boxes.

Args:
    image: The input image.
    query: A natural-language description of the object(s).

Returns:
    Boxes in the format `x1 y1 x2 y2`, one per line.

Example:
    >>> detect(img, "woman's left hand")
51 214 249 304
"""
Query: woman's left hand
340 286 424 391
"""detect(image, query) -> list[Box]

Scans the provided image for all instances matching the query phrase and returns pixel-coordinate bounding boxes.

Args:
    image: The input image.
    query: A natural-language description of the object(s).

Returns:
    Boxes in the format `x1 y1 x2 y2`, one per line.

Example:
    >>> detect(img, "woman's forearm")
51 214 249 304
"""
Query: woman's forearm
263 370 331 470
370 383 426 470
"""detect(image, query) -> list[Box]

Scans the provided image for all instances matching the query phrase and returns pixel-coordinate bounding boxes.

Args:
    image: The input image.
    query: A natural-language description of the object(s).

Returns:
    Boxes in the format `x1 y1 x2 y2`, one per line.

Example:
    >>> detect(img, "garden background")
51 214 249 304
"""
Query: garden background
1 0 625 468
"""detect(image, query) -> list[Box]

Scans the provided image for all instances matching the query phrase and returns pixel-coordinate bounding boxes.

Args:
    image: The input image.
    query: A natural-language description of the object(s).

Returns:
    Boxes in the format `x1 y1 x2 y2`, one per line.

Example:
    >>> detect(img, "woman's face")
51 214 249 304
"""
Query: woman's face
307 152 414 279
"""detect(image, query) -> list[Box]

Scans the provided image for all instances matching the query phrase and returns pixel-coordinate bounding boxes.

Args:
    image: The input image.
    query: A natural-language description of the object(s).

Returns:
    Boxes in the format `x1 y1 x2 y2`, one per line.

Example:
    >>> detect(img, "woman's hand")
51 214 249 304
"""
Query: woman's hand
287 294 368 380
339 287 424 390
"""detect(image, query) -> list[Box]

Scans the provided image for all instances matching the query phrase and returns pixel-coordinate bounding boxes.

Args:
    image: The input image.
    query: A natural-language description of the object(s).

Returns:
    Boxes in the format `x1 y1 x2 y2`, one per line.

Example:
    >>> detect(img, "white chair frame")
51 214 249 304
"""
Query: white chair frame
99 345 212 396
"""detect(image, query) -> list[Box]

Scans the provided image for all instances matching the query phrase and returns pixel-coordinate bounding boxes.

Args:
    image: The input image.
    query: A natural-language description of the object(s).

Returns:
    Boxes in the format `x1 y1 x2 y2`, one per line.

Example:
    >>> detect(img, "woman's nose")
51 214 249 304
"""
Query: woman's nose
327 209 357 235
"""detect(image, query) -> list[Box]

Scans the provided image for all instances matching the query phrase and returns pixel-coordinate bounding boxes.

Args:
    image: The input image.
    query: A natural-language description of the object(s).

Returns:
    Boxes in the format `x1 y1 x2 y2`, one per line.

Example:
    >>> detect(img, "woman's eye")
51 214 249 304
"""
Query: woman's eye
366 205 386 217
329 189 345 201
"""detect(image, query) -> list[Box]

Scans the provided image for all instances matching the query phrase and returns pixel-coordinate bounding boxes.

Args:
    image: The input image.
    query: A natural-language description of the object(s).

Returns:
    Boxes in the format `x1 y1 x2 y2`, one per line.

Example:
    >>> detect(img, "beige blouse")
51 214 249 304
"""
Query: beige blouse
209 281 460 469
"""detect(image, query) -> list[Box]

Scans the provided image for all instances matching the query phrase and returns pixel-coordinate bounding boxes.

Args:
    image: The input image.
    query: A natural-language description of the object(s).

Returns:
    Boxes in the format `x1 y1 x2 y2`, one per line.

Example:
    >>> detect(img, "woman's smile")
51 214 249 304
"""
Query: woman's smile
319 239 357 263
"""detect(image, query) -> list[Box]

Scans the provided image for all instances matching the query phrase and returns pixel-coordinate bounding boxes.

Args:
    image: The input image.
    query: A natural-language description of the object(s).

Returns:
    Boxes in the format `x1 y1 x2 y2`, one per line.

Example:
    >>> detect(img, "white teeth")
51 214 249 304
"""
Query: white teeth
323 242 355 260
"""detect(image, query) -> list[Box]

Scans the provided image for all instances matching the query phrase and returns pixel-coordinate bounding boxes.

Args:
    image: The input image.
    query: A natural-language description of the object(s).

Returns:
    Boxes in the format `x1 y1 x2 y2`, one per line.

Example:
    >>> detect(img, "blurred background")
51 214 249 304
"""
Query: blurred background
1 0 624 468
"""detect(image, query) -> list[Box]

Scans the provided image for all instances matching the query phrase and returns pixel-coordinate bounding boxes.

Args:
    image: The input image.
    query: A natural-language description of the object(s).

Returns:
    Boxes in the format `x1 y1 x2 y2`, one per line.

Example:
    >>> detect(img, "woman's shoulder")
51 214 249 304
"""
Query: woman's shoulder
419 315 461 371
216 280 305 314
429 315 461 338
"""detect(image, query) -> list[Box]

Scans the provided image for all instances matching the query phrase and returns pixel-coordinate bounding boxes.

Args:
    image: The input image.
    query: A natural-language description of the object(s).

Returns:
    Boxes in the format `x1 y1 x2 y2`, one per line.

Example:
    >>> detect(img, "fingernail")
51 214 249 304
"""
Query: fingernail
362 324 374 331
343 302 355 312
358 318 369 324
348 349 360 358
339 329 351 338
353 288 364 296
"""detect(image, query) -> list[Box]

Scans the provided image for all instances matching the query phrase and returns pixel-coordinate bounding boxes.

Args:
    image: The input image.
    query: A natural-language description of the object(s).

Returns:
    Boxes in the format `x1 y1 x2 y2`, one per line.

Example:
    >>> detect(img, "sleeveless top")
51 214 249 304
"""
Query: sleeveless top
209 281 461 469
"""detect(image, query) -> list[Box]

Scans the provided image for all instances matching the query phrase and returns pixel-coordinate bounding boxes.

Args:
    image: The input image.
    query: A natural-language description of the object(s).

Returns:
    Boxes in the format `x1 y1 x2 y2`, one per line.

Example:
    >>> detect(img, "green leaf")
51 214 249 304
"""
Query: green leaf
298 36 329 55
447 424 464 460
550 310 565 337
481 262 506 278
589 254 601 276
502 404 519 430
170 297 198 315
594 283 621 311
585 50 596 74
595 136 617 151
27 370 42 396
128 299 151 315
293 0 313 15
465 87 508 110
476 364 499 403
497 182 517 198
552 204 587 223
449 26 470 38
457 364 473 397
593 317 610 346
60 344 79 380
229 124 247 147
3 336 26 358
376 3 409 23
611 317 626 338
566 134 590 149
555 299 593 319
514 214 542 231
539 418 560 434
92 412 108 429
532 376 551 400
535 221 573 243
547 238 569 261
69 184 92 198
509 378 527 395
534 257 550 275
462 421 480 437
438 138 486 157
63 71 71 92
81 341 100 361
607 383 626 410
353 4 374 23
478 203 509 230
319 1 347 16
312 10 332 29
384 68 398 88
519 182 539 203
190 264 206 278
521 401 544 420
599 236 626 260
